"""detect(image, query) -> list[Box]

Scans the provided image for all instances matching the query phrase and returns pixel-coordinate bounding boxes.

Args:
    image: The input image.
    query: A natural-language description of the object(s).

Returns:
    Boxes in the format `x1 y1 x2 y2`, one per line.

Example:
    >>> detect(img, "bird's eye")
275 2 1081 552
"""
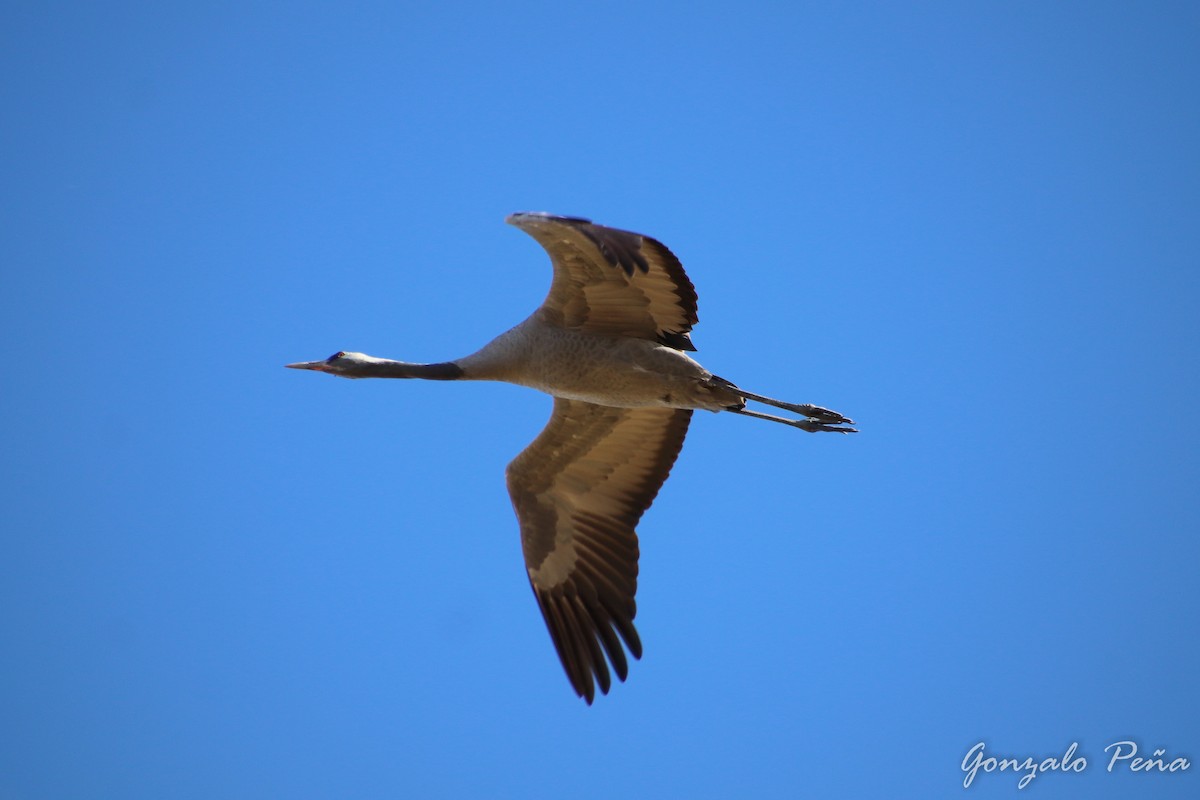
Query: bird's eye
329 351 346 361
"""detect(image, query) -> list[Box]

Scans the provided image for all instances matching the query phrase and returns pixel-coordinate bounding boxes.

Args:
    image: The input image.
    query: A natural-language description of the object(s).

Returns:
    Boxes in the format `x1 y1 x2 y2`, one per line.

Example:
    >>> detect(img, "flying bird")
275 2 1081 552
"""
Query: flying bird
287 212 855 703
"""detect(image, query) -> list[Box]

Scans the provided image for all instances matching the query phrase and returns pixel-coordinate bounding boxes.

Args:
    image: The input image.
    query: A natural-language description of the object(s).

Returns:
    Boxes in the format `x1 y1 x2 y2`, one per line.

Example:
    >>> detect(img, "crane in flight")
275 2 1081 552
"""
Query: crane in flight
287 212 856 703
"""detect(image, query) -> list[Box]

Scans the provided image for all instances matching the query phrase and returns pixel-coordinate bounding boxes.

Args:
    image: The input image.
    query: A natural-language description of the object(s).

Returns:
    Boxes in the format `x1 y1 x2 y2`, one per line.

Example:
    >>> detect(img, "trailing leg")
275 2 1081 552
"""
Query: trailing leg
728 406 857 433
710 377 857 433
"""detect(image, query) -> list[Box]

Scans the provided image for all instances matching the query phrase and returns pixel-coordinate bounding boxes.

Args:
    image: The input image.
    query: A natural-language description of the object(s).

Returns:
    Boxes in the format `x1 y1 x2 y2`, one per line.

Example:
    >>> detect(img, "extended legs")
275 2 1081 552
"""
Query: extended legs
728 388 857 433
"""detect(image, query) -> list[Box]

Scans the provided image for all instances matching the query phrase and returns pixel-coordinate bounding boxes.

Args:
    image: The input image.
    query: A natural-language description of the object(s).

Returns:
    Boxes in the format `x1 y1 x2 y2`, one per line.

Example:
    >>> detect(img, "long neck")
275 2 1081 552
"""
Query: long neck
343 357 464 380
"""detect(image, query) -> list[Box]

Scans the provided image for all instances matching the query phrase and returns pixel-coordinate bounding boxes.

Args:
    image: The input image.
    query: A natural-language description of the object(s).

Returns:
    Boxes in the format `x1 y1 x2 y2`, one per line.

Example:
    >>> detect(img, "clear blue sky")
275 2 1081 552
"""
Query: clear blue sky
2 2 1197 798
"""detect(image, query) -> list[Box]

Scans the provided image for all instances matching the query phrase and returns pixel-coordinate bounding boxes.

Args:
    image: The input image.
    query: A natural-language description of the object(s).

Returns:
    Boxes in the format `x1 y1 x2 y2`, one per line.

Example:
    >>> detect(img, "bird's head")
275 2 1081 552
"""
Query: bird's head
285 351 377 378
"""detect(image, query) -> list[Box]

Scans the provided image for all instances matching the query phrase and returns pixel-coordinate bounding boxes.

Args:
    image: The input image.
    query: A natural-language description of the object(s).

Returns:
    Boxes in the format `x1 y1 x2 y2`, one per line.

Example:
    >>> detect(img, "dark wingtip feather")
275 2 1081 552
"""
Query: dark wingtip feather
612 614 643 660
507 211 593 225
659 331 697 351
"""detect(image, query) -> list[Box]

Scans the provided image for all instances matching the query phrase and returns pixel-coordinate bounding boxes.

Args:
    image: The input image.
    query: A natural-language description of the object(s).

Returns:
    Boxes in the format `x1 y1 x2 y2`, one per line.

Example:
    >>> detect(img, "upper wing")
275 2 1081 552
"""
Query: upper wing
506 212 700 351
506 397 693 703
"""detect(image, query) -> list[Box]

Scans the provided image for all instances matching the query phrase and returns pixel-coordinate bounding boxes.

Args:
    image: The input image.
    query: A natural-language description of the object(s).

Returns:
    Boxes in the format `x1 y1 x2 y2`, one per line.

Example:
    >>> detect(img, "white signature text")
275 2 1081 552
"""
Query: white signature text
961 740 1190 790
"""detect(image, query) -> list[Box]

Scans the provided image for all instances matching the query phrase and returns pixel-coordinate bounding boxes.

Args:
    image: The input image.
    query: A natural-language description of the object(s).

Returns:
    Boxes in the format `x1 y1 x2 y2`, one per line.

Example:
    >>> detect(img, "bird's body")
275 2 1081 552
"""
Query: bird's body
460 319 740 411
287 212 855 703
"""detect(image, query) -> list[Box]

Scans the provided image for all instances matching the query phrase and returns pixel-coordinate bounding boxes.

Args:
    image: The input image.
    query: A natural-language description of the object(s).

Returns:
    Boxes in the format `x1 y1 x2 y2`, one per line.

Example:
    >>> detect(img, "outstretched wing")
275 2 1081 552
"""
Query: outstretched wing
506 212 700 351
506 398 693 703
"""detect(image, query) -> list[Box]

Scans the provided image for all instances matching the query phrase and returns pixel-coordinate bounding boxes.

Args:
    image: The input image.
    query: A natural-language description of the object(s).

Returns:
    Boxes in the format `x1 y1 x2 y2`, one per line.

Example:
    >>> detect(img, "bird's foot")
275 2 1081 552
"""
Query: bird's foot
793 415 858 434
789 404 854 427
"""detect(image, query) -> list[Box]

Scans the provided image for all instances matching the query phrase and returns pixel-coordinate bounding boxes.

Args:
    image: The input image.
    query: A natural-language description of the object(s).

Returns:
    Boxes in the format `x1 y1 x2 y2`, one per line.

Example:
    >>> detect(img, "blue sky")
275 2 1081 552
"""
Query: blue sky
2 2 1197 798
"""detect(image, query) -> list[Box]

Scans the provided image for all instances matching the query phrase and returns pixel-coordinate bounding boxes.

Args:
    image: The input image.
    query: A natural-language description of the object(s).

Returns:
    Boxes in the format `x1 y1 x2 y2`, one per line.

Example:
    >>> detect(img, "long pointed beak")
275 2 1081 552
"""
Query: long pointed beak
285 360 327 371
